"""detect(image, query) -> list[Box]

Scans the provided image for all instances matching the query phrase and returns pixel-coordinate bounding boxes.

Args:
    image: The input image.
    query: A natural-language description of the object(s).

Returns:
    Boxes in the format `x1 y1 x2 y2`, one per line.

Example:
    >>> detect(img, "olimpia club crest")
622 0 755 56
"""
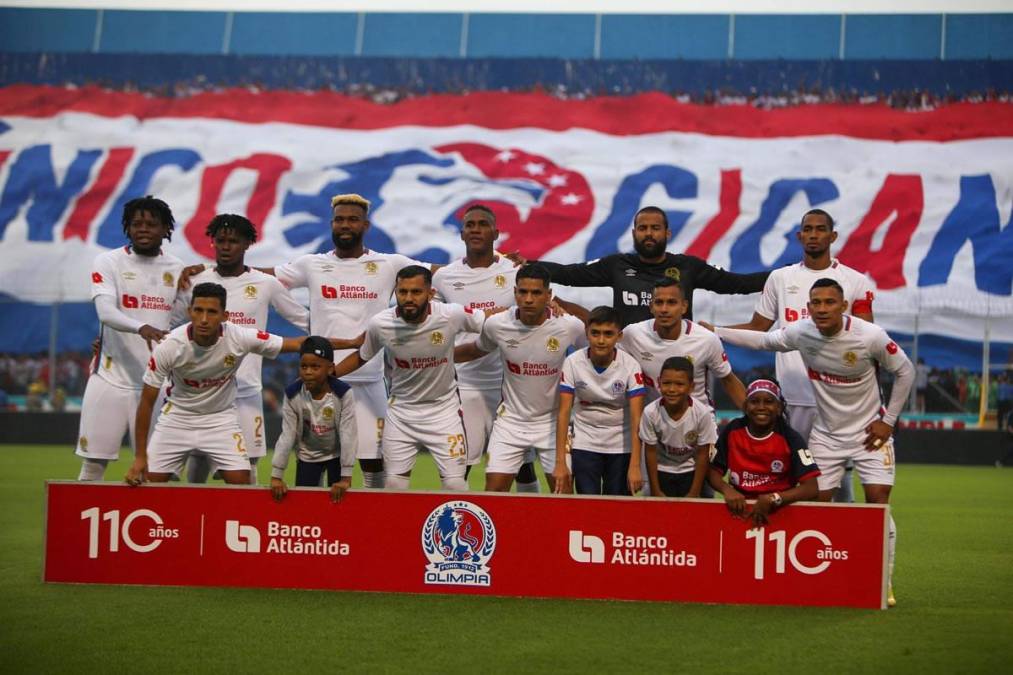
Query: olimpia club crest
422 501 496 587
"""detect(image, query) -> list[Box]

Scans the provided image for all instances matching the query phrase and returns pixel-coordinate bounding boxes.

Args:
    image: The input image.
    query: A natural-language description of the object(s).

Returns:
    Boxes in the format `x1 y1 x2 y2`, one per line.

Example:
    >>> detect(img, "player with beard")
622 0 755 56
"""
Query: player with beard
432 204 542 491
333 266 492 491
180 194 433 489
75 196 183 481
525 206 768 326
173 214 309 484
712 209 874 502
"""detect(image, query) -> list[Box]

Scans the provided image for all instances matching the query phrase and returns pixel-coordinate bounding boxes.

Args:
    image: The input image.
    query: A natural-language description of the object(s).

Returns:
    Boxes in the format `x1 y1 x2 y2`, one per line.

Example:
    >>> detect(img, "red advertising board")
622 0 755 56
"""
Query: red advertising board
44 482 889 609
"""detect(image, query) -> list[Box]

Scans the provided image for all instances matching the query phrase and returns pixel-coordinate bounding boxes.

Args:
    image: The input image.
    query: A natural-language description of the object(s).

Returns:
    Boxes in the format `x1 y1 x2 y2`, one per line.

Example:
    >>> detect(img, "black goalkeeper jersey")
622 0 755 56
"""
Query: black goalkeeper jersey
539 253 769 326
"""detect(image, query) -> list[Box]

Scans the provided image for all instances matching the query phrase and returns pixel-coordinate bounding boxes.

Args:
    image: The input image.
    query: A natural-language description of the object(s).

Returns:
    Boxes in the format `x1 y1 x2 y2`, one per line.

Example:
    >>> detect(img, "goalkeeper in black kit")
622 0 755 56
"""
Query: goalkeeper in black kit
532 206 769 326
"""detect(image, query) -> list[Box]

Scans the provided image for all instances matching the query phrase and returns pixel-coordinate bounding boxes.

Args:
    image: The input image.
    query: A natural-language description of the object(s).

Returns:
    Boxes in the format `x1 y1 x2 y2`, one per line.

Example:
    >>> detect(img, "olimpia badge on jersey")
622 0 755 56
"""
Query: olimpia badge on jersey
244 285 258 299
494 274 507 288
365 261 378 275
430 331 445 345
224 354 236 368
422 501 496 587
163 272 175 287
322 407 334 420
664 267 680 281
685 430 699 445
546 336 560 352
843 351 858 367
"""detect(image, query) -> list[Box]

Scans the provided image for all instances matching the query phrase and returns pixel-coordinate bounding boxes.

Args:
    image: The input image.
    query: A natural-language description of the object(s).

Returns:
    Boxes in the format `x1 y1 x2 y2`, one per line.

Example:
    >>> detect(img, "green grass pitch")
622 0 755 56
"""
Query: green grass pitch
1 445 1010 673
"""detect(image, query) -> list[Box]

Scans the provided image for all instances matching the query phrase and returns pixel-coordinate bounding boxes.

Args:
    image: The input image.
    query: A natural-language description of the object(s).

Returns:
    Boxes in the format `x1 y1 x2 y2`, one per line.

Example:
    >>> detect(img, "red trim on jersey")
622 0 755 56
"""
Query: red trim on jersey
684 319 692 334
844 315 852 331
91 272 103 283
852 298 873 315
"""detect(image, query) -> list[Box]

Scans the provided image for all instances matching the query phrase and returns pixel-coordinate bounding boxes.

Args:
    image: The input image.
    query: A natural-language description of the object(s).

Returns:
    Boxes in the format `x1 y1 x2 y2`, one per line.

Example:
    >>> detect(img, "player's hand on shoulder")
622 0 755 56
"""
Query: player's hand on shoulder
330 478 351 503
270 477 288 502
483 306 509 318
548 300 566 318
125 458 147 487
500 250 526 267
863 420 893 451
178 264 206 290
138 325 168 351
698 321 715 332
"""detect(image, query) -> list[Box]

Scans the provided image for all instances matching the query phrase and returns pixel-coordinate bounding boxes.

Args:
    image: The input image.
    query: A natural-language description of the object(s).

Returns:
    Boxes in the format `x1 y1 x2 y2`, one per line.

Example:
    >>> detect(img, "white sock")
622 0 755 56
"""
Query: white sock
77 458 108 481
385 474 410 490
362 470 385 489
888 514 897 583
441 475 469 491
248 457 259 486
187 455 211 483
515 479 540 493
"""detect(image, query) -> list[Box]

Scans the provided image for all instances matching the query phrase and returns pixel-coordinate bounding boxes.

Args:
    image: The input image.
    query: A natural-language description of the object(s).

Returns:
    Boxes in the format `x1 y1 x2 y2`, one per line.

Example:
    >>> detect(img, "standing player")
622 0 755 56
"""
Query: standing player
433 204 542 490
715 278 914 606
455 264 587 492
272 194 429 489
716 209 874 501
125 283 349 485
333 266 489 491
621 279 746 410
554 307 647 495
174 214 309 484
529 206 768 325
75 196 183 481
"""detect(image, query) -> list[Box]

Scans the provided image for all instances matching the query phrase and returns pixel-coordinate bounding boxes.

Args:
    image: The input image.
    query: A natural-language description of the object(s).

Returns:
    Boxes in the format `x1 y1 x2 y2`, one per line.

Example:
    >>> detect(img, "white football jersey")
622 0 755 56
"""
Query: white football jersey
174 268 309 398
620 319 731 408
731 317 911 448
359 301 485 416
91 246 183 390
638 397 718 474
143 324 283 415
275 249 419 383
755 260 875 406
477 310 587 430
433 256 517 391
559 348 647 454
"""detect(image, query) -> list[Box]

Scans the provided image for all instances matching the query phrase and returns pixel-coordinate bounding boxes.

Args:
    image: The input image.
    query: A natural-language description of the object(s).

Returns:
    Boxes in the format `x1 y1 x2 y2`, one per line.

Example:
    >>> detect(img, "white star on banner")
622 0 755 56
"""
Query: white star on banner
548 174 568 187
524 162 546 176
560 193 583 205
495 150 516 162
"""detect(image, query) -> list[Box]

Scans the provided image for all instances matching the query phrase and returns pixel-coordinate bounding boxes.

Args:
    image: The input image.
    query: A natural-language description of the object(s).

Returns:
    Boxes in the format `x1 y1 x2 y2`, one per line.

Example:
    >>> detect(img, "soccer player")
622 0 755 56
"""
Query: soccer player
333 266 488 491
715 208 874 501
125 283 353 486
185 194 431 489
269 337 356 503
455 263 587 492
174 214 309 484
638 357 718 498
621 278 746 410
75 196 183 481
529 206 768 325
433 204 541 490
709 379 820 526
715 278 914 606
554 306 647 495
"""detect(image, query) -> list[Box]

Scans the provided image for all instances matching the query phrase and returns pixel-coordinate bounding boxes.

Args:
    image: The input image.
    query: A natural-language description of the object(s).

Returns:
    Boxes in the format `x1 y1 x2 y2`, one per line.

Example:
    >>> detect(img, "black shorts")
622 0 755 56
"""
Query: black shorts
657 470 714 498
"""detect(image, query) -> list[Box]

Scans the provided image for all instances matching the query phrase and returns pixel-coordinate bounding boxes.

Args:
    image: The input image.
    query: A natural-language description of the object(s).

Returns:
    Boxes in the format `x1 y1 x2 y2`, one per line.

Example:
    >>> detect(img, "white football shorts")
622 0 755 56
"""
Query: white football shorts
382 404 467 478
146 406 250 475
459 387 500 466
350 379 387 461
811 438 895 491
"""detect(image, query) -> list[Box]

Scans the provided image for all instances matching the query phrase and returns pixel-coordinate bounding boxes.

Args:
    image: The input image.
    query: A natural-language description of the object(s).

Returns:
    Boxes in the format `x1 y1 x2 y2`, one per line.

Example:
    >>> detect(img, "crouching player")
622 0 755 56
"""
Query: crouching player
708 379 820 526
554 306 647 495
270 337 356 503
125 283 350 486
638 357 717 498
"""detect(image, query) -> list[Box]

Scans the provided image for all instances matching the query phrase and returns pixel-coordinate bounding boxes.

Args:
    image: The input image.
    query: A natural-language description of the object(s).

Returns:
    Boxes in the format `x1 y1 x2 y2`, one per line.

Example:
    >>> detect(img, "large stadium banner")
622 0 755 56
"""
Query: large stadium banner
45 482 890 609
1 86 1011 342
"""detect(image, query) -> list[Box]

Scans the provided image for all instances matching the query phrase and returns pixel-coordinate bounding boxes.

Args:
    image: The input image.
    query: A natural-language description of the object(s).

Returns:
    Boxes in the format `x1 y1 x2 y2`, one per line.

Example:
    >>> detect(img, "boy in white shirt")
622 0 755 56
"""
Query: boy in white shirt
554 306 647 496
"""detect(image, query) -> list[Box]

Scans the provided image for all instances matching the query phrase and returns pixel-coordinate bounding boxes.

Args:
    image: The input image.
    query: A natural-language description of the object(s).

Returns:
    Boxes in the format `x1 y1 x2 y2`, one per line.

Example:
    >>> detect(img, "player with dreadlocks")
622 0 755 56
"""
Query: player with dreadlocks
75 196 184 481
172 214 309 484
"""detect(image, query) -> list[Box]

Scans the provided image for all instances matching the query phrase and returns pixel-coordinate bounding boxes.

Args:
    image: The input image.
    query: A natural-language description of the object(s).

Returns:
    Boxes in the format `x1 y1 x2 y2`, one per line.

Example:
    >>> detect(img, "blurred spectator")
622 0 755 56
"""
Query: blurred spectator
50 387 67 413
915 358 929 414
998 374 1013 431
26 381 46 411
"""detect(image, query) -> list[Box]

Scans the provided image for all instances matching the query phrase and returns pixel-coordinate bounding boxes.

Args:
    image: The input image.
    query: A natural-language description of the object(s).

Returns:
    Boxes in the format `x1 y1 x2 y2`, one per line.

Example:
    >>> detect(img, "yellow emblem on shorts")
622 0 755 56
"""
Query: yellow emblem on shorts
365 261 379 275
495 274 507 289
430 331 445 345
79 436 88 450
244 285 258 299
684 355 694 365
546 336 560 352
685 430 699 445
664 267 680 281
224 354 236 368
322 407 334 420
843 351 857 367
163 272 175 287
104 355 112 370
